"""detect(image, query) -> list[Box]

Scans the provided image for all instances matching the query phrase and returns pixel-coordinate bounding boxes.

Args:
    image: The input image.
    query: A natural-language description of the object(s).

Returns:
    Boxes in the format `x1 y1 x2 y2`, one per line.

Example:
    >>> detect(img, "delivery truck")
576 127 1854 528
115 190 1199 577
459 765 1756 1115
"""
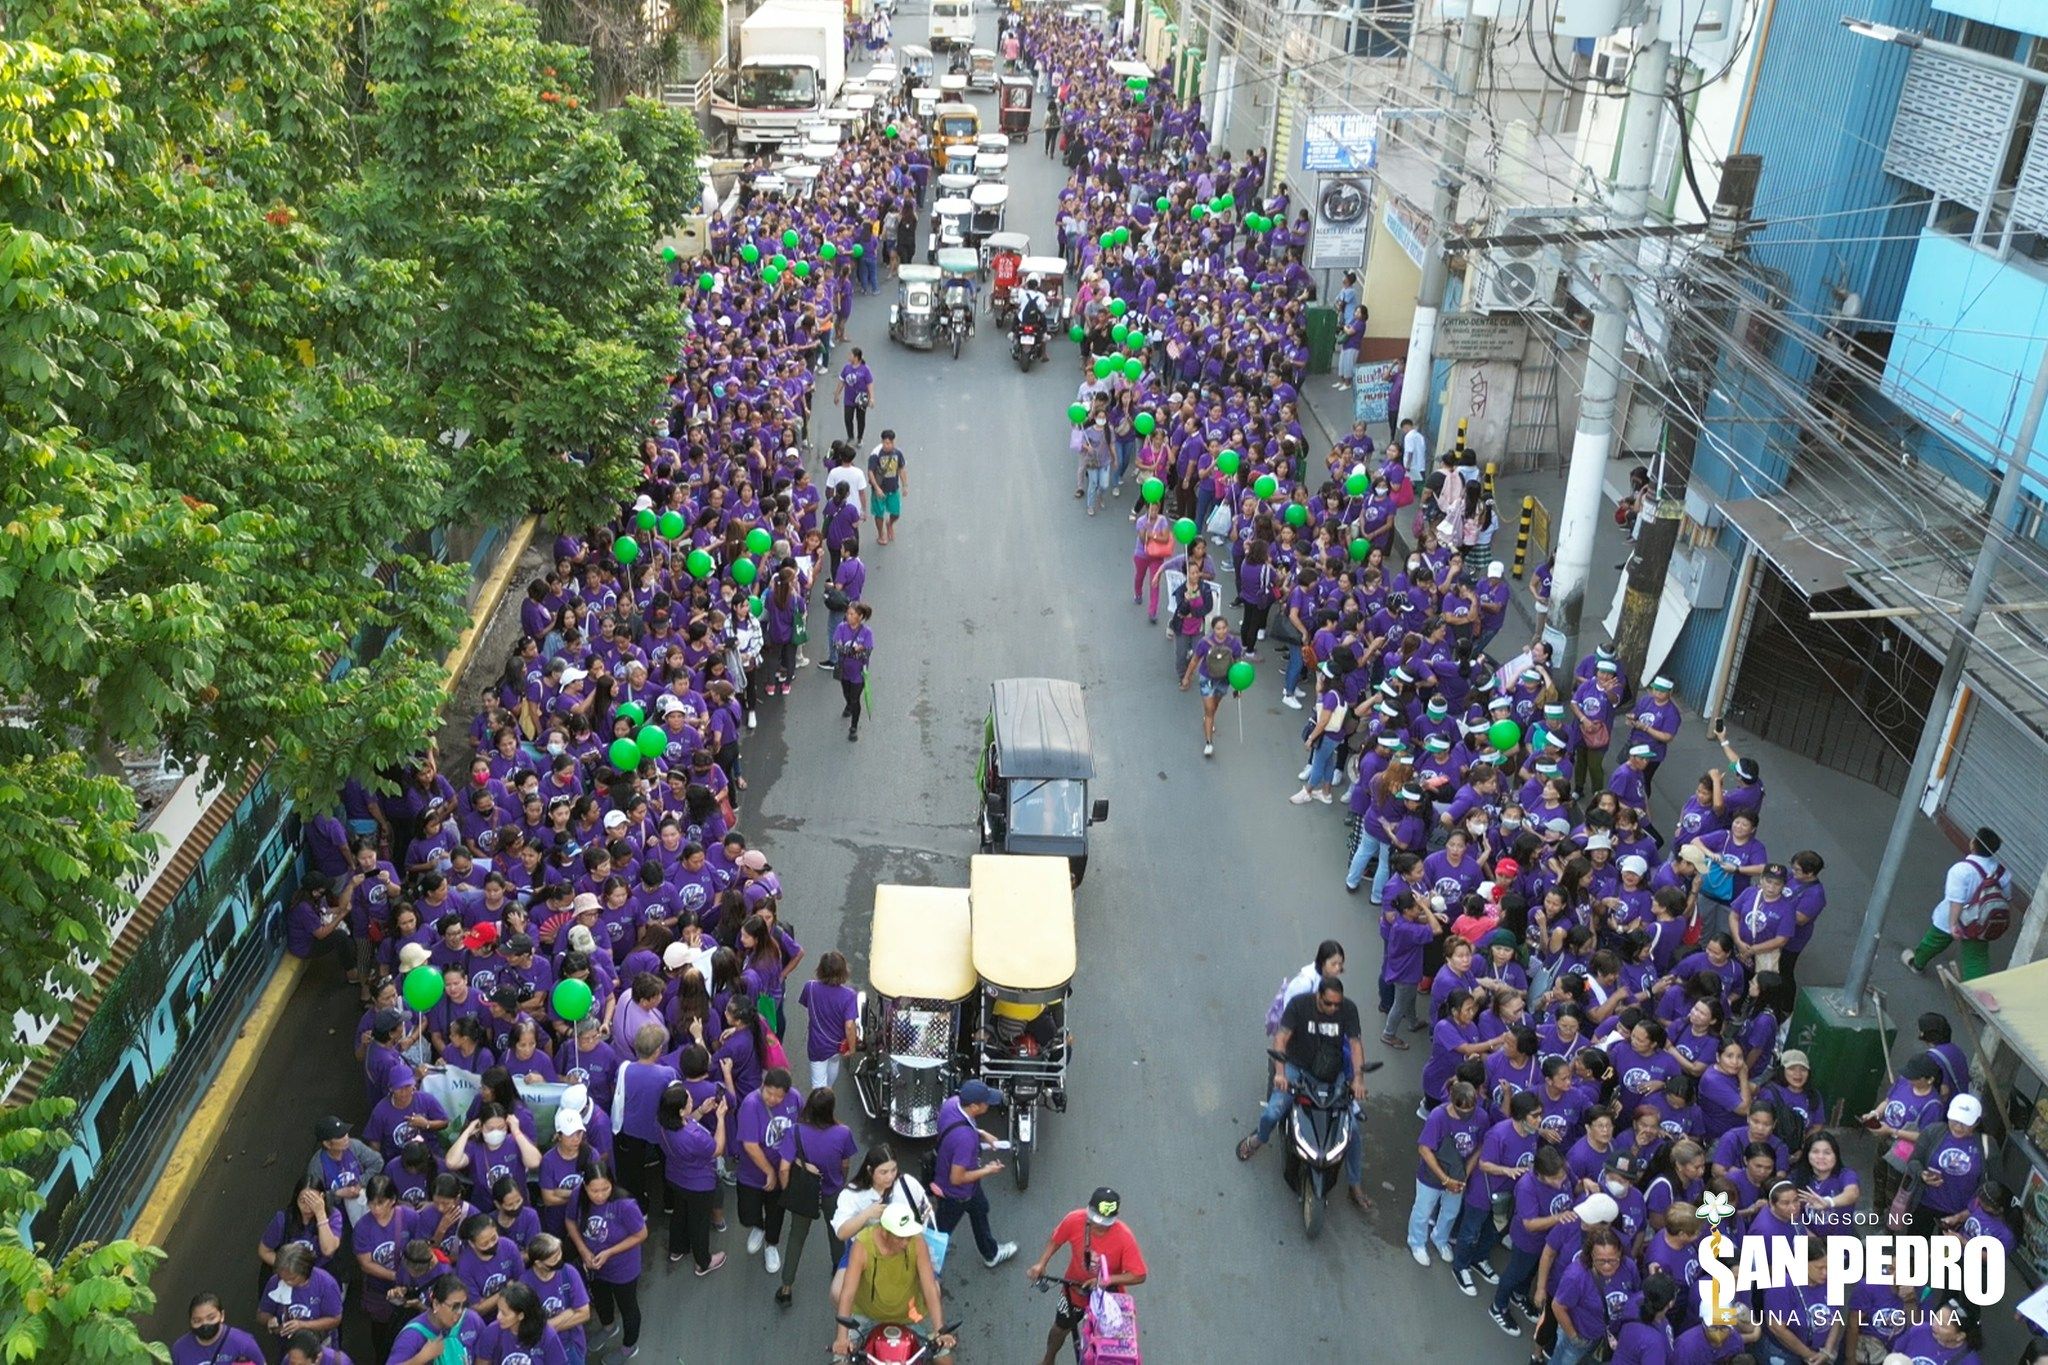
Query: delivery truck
711 0 847 150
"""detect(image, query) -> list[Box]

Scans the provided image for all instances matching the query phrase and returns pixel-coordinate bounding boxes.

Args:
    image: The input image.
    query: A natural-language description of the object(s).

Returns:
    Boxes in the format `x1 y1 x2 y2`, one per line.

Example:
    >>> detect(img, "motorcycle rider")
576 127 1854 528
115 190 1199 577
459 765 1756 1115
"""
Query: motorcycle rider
1235 975 1378 1212
1014 276 1049 360
831 1203 952 1362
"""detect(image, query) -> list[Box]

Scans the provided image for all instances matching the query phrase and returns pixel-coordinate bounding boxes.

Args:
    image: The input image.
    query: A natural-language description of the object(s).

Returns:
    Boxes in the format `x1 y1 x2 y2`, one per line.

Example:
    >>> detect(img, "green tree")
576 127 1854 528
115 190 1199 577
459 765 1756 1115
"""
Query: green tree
530 0 724 108
0 1099 167 1364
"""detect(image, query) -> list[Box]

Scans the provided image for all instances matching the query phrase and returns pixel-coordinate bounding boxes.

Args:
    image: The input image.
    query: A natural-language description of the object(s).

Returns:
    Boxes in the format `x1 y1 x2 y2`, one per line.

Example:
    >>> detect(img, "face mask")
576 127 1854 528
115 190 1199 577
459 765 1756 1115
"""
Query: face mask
1467 822 1487 837
547 741 566 756
1606 1180 1629 1198
192 1323 222 1344
483 1129 508 1149
1502 819 1523 831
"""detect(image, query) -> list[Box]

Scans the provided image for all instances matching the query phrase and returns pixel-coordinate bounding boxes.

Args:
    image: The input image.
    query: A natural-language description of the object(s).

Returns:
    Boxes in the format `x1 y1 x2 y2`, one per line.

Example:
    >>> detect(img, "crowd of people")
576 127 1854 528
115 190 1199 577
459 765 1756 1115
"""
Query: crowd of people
1020 10 2024 1365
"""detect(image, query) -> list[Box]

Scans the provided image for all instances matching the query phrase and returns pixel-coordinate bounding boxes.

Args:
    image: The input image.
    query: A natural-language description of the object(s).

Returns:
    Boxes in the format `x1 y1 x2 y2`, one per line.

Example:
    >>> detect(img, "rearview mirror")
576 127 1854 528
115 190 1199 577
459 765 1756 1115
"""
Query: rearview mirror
1090 799 1109 824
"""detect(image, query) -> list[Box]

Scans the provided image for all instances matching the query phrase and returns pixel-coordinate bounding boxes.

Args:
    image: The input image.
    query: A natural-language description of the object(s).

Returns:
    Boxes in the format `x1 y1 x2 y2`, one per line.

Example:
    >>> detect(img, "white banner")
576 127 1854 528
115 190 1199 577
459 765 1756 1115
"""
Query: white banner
420 1071 572 1146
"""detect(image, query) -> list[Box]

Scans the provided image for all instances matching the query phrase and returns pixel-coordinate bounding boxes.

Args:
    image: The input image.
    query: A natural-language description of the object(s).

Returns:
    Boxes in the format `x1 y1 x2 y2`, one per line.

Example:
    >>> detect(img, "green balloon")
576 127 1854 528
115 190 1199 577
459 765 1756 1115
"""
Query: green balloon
637 724 667 759
1099 230 1116 249
740 243 761 264
1155 195 1170 212
1172 517 1198 544
1111 323 1129 344
662 246 678 262
1190 203 1207 221
770 253 788 270
731 557 757 586
1284 503 1308 527
685 548 715 580
1489 720 1523 752
782 228 800 249
402 966 444 1012
1125 331 1147 352
613 535 639 564
1068 402 1089 424
794 260 812 278
1227 659 1256 693
608 737 642 771
697 271 715 290
1134 411 1156 435
851 244 865 258
1253 474 1278 499
552 977 595 1023
748 594 765 615
1349 537 1371 562
657 509 686 539
616 700 646 727
820 242 839 261
1220 192 1235 209
1346 471 1369 497
1107 298 1128 318
635 507 656 530
1122 356 1143 379
1094 357 1117 379
885 124 899 138
1069 323 1085 343
746 527 772 555
1141 477 1165 504
1216 450 1240 475
1114 226 1131 246
763 266 782 286
1130 86 1145 102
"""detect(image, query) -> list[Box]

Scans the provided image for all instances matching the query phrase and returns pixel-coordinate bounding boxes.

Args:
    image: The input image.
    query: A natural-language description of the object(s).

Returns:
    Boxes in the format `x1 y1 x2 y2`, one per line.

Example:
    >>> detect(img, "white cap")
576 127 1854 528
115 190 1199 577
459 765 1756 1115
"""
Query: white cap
1572 1192 1619 1226
566 925 598 953
1487 560 1505 578
555 1108 587 1136
633 494 655 511
1619 855 1649 875
397 943 433 974
560 667 590 685
604 810 630 829
657 694 685 715
1948 1093 1983 1125
1585 832 1614 851
663 942 691 971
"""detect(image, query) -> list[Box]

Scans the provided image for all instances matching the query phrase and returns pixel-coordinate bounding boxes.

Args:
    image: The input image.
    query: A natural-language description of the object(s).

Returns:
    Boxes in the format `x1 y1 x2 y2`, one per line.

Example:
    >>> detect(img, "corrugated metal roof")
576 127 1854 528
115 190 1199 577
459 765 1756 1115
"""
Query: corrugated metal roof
1846 555 2048 744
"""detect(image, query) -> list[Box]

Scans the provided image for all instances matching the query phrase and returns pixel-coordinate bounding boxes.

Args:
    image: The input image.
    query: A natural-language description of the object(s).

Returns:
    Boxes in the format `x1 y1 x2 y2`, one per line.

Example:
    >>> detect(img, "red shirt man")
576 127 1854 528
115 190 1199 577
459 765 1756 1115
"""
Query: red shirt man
1025 1187 1149 1365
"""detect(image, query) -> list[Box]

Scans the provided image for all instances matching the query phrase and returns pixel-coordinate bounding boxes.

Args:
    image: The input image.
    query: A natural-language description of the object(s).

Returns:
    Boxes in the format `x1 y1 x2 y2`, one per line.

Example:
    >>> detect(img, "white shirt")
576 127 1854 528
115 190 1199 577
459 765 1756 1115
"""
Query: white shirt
831 1173 933 1238
1933 854 2005 931
824 466 870 501
1402 429 1430 483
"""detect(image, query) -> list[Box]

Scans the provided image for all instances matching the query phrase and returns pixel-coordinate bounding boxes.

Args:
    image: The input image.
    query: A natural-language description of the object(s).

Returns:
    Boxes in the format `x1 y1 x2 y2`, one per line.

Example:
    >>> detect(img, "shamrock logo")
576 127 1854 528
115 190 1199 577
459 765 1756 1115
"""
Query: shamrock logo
1698 1190 1736 1229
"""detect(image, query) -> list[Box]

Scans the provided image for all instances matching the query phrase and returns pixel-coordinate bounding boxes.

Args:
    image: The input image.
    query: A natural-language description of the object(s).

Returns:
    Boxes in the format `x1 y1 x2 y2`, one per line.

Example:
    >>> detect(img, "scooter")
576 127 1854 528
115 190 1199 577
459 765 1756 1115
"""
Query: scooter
832 1316 958 1364
1267 1048 1355 1241
1011 315 1046 372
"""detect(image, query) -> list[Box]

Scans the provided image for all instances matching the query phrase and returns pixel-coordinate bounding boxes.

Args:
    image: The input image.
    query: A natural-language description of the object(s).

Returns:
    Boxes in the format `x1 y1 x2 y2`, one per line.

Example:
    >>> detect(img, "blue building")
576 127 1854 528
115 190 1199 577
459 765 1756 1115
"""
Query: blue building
1661 0 2048 901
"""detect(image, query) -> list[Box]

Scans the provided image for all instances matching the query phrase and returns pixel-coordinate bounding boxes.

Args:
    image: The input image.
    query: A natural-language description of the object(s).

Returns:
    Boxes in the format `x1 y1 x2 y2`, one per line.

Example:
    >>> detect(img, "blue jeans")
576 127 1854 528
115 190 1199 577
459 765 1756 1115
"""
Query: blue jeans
1084 463 1112 512
1195 481 1217 535
1256 1064 1364 1188
858 254 880 292
1306 734 1340 788
1408 1180 1460 1255
1451 1197 1502 1273
1549 1330 1598 1365
1113 436 1137 482
1495 1245 1542 1313
1281 644 1304 697
1346 829 1382 892
935 1183 999 1263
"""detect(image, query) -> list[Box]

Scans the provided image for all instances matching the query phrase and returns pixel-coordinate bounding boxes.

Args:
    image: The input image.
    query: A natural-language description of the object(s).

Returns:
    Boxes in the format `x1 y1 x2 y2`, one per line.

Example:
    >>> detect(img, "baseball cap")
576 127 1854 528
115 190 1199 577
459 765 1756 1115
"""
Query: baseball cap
1543 816 1572 836
1651 675 1674 691
738 850 770 872
1487 560 1504 578
1734 757 1761 783
1585 832 1614 851
604 810 630 830
1086 1187 1122 1227
1618 855 1648 875
880 1204 922 1237
663 942 692 971
959 1079 1006 1108
560 667 590 685
556 1108 587 1136
1424 735 1451 753
1627 743 1655 759
1396 786 1423 802
315 1115 350 1142
1572 1192 1619 1225
1948 1094 1983 1125
1903 1056 1943 1082
1488 696 1514 712
385 1063 416 1093
1780 1050 1811 1070
1595 660 1619 674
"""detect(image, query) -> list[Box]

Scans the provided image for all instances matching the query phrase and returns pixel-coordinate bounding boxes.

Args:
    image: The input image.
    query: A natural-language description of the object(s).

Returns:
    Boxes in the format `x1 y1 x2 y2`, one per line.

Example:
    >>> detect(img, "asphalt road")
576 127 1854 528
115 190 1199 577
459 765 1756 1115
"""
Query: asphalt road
643 16 1516 1363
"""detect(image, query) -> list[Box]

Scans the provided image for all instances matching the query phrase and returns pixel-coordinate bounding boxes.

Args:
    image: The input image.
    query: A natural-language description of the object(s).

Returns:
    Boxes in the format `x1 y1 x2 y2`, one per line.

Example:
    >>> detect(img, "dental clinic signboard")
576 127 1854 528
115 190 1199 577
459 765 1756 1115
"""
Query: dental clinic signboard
1302 112 1377 173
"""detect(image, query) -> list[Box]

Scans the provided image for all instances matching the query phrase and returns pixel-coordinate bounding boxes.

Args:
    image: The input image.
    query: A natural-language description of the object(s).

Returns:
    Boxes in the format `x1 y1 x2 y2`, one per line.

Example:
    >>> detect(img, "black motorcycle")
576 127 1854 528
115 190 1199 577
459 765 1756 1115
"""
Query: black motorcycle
1267 1048 1355 1240
1011 315 1046 372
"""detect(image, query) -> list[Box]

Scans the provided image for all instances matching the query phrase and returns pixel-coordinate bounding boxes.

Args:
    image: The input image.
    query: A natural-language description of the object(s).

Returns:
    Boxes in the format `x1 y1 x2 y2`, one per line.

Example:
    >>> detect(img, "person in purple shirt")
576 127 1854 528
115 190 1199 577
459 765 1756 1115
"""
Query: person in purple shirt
452 1211 525 1318
365 1064 450 1159
475 1281 568 1365
1757 1241 1841 1365
1912 1092 1987 1231
566 1166 649 1356
831 602 874 742
1451 1090 1543 1292
821 541 867 668
518 1236 592 1365
171 1291 268 1365
384 1272 486 1365
1549 1226 1640 1365
1411 1082 1487 1263
930 1079 1017 1268
833 349 874 443
735 1067 801 1272
1494 1146 1576 1333
798 951 859 1090
1378 888 1440 1044
257 1244 344 1351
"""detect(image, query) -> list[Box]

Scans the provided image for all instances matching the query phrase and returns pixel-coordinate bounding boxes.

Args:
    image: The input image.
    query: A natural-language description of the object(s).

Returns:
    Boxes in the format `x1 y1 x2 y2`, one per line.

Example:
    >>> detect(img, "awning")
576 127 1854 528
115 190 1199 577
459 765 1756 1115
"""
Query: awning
1956 958 2048 1083
1717 497 1852 597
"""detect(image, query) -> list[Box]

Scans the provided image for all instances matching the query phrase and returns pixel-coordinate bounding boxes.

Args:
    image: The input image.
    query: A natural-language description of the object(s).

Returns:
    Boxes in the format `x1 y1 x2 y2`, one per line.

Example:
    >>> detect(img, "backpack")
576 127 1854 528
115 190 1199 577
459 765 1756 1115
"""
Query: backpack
1954 856 2012 941
1202 642 1235 681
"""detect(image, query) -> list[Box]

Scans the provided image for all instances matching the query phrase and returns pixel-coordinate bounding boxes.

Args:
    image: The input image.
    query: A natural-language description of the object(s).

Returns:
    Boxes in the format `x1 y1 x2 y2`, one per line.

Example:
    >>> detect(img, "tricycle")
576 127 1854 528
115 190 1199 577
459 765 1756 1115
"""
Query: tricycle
888 264 944 350
966 853 1076 1192
975 677 1107 885
850 883 977 1138
934 247 980 359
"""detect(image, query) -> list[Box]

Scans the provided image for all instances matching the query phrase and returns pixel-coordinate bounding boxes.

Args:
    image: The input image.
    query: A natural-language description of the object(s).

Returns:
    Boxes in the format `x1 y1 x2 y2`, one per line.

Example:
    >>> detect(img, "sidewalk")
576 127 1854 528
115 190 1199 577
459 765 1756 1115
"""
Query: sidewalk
1298 375 1968 1027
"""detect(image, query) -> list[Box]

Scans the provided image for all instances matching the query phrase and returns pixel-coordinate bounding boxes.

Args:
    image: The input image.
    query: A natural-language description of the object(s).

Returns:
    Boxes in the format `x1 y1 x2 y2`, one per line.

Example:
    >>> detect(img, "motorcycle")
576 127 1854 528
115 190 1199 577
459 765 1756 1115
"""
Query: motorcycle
1267 1048 1355 1241
1011 313 1046 372
832 1316 958 1364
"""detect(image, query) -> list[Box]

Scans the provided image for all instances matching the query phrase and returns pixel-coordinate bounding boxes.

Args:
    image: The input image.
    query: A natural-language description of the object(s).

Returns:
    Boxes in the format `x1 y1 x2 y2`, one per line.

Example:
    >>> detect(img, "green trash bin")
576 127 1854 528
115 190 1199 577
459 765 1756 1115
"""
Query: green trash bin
1304 306 1338 376
1788 986 1896 1122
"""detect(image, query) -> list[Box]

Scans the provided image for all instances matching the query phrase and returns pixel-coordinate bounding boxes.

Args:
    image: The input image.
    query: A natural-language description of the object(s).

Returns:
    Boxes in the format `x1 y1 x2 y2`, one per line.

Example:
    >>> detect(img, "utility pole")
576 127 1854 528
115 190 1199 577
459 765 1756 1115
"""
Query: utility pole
1548 34 1672 664
1839 340 2048 1006
1611 155 1763 679
1397 16 1489 427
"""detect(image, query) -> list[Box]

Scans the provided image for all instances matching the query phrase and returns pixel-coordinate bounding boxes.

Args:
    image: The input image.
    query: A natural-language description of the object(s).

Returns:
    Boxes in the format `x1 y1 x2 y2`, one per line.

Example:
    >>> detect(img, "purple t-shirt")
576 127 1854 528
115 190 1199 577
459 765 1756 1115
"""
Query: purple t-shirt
475 1323 567 1365
735 1087 800 1190
1509 1173 1573 1253
930 1096 984 1199
573 1192 646 1284
454 1237 524 1303
1464 1119 1537 1209
799 979 858 1063
1416 1103 1487 1189
171 1328 267 1365
659 1118 719 1192
520 1264 590 1358
261 1266 343 1335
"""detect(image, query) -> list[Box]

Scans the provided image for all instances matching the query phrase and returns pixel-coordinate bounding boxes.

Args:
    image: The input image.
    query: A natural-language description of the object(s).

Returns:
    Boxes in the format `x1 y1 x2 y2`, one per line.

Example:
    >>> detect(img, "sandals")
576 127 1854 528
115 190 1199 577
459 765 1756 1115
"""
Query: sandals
1235 1135 1261 1162
1380 1034 1409 1050
1349 1186 1375 1213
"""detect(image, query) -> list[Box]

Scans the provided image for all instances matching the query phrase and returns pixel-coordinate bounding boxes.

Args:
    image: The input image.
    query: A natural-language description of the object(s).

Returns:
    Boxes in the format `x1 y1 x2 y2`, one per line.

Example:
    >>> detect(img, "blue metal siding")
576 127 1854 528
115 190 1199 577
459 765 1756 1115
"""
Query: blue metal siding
1664 518 1750 703
1701 0 1934 500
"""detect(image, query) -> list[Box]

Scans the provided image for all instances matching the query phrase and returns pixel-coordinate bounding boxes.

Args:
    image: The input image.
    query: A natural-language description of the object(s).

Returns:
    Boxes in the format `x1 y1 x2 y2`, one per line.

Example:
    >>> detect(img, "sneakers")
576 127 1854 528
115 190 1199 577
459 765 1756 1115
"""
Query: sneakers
1203 742 1214 757
1410 1245 1431 1267
1474 1261 1500 1286
1415 1100 1430 1121
1490 1305 1522 1337
747 1228 766 1256
747 710 758 730
1282 693 1303 710
1298 764 1313 781
764 1245 782 1275
696 1252 727 1277
1289 789 1313 805
669 1249 686 1263
1901 948 1925 974
1454 1267 1477 1296
985 1242 1018 1269
1314 791 1333 805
